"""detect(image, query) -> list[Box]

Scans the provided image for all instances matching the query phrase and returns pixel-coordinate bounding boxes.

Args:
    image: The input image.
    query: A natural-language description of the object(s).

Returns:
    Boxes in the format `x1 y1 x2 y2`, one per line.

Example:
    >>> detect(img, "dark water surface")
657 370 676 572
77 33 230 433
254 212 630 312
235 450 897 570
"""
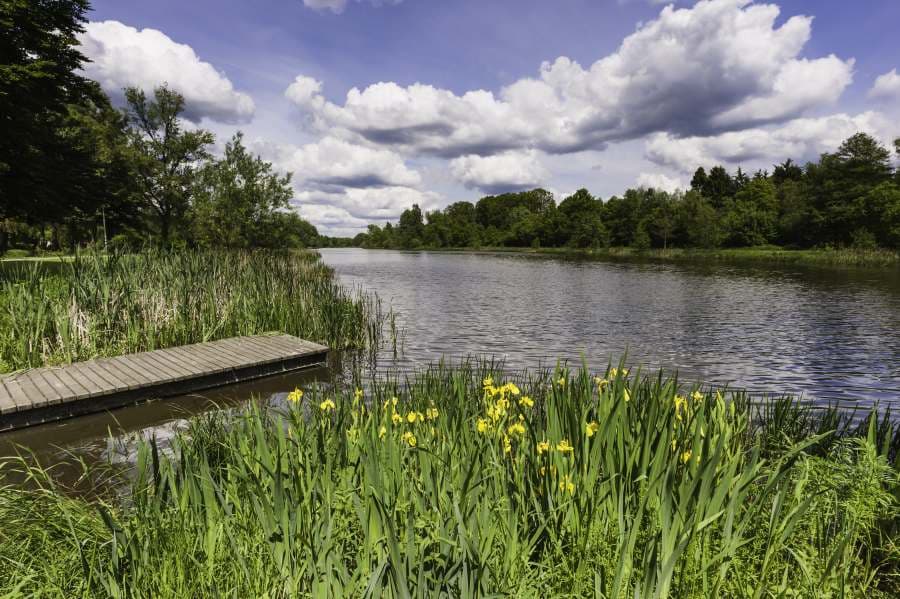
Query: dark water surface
322 249 900 407
2 249 899 463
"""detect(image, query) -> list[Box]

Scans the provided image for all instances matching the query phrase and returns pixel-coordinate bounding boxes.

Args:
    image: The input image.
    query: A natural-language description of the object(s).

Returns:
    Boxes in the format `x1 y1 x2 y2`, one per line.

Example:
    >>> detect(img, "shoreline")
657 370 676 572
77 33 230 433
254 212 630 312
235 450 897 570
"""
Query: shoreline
334 245 900 268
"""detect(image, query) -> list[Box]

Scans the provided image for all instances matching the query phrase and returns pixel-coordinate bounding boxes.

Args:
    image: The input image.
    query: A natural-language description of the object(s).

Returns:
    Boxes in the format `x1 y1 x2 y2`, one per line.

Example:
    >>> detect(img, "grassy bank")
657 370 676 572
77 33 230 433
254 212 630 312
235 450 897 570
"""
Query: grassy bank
2 362 897 597
0 250 384 374
387 245 900 268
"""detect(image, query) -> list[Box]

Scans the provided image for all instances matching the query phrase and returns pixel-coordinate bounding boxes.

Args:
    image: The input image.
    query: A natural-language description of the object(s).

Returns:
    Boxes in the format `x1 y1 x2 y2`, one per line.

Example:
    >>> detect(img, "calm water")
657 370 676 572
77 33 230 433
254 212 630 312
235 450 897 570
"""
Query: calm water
323 249 900 407
2 249 899 462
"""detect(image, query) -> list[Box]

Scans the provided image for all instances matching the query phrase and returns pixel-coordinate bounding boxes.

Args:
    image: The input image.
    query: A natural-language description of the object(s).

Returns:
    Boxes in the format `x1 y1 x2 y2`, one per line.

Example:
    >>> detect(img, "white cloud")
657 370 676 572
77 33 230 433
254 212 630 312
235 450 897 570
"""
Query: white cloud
79 21 254 124
302 0 404 15
293 186 441 235
261 136 422 190
285 0 853 157
869 68 900 101
449 150 548 194
636 172 684 193
645 111 892 172
251 137 435 235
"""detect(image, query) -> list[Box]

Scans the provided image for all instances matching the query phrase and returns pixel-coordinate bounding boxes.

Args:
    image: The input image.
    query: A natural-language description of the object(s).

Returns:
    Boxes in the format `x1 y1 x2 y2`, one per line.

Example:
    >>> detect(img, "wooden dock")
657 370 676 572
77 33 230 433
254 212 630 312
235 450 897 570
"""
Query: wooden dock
0 334 328 431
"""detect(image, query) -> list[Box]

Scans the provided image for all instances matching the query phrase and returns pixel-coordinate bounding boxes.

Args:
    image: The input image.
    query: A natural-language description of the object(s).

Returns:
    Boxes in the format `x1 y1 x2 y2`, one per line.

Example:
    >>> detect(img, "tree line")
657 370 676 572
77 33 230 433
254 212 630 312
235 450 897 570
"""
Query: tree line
352 133 900 252
0 0 320 255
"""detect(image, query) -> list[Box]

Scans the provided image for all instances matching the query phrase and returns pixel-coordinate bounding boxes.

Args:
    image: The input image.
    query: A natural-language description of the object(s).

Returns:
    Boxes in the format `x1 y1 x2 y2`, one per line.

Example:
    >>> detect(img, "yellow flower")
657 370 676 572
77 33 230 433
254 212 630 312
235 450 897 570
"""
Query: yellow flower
476 418 489 433
286 388 304 403
585 421 600 437
406 411 418 424
674 395 686 420
319 399 335 412
519 395 534 408
671 438 677 452
391 411 403 425
504 382 521 396
503 435 512 454
507 422 526 437
691 390 703 402
379 425 387 439
556 439 574 454
623 389 631 402
594 377 608 390
401 431 417 447
609 367 628 378
681 450 692 464
483 376 494 389
426 406 439 420
354 388 364 401
557 376 566 387
559 475 575 495
537 440 551 455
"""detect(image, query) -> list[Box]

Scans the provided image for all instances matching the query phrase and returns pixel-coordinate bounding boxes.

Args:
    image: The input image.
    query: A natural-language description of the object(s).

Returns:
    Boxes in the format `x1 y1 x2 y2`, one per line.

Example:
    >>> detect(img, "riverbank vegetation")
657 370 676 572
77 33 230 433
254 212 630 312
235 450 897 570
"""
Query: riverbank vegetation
350 134 900 256
435 245 900 268
0 250 383 374
0 1 322 256
1 362 897 597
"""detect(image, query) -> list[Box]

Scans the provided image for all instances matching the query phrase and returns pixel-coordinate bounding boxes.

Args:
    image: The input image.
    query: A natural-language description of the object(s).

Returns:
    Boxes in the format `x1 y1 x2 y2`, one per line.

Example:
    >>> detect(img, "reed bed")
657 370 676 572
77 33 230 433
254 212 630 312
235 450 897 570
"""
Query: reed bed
1 362 897 597
0 250 385 373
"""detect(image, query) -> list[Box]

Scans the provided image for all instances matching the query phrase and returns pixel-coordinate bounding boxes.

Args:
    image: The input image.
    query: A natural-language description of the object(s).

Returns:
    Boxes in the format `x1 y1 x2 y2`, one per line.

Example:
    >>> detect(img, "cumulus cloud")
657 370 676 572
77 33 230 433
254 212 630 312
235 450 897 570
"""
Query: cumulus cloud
251 137 435 234
449 150 548 194
302 0 404 15
293 186 441 235
869 68 900 101
285 0 853 157
636 173 684 193
261 136 422 190
645 111 892 172
79 21 254 124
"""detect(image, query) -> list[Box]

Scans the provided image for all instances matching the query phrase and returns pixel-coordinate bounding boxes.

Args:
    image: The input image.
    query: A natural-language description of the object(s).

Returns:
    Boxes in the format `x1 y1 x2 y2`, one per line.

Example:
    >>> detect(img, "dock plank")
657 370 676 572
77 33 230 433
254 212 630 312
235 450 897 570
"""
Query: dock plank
0 335 328 431
34 370 74 403
208 337 264 360
0 380 18 414
228 337 295 363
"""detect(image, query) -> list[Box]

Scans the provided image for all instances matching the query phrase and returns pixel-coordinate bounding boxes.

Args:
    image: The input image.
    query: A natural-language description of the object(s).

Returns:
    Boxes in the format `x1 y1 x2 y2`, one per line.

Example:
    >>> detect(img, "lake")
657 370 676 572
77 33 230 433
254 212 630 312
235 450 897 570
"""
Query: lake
2 248 899 462
322 248 900 407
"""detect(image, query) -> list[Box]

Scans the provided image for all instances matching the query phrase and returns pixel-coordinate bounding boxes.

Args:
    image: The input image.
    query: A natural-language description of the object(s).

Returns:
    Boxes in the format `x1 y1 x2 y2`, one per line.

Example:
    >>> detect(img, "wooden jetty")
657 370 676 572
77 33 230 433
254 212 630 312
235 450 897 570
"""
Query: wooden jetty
0 334 328 431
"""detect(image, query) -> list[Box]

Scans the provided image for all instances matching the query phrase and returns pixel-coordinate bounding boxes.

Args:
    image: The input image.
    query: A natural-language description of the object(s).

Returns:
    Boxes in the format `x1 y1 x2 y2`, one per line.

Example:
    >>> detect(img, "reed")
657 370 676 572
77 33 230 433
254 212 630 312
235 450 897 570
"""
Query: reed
1 361 897 597
0 249 385 373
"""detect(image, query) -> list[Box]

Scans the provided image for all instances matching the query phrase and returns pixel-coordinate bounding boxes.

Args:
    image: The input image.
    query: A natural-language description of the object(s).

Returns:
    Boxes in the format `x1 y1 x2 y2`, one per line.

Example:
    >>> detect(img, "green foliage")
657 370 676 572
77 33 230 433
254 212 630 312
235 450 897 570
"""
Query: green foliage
0 2 317 255
123 87 215 245
1 363 897 596
350 133 900 253
0 0 91 221
191 133 300 248
0 249 385 373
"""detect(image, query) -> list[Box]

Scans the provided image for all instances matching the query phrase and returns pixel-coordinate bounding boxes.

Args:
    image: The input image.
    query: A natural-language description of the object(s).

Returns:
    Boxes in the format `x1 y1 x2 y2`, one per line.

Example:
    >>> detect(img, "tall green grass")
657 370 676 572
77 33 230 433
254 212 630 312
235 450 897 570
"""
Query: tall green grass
1 362 897 597
0 249 385 373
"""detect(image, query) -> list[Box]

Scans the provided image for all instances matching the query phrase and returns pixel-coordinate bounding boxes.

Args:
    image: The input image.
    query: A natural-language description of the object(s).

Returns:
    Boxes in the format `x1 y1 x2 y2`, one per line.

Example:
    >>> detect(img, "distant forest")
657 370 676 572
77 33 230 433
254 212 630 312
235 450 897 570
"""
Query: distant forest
351 133 900 252
1 0 320 255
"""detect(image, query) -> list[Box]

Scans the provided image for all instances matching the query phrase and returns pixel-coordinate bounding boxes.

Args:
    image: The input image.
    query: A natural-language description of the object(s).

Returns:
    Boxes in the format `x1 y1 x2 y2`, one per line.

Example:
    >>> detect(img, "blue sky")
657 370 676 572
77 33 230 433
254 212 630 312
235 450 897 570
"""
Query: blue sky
80 0 900 235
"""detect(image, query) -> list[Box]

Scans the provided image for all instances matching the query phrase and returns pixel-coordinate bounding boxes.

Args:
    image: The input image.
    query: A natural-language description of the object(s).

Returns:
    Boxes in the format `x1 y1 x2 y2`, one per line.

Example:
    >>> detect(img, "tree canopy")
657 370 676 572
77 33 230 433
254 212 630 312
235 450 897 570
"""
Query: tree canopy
354 133 900 252
0 0 319 254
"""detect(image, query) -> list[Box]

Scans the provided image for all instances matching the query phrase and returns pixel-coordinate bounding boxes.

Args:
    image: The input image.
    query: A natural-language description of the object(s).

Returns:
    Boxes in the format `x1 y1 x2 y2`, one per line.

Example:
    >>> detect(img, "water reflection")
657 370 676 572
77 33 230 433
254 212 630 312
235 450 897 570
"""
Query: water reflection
320 249 900 407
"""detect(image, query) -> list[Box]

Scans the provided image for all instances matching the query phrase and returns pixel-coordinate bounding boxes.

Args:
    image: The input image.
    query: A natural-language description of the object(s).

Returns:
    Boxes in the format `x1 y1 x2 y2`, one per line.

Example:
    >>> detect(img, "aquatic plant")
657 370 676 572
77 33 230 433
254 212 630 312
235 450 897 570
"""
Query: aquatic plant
0 249 385 373
1 361 897 597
